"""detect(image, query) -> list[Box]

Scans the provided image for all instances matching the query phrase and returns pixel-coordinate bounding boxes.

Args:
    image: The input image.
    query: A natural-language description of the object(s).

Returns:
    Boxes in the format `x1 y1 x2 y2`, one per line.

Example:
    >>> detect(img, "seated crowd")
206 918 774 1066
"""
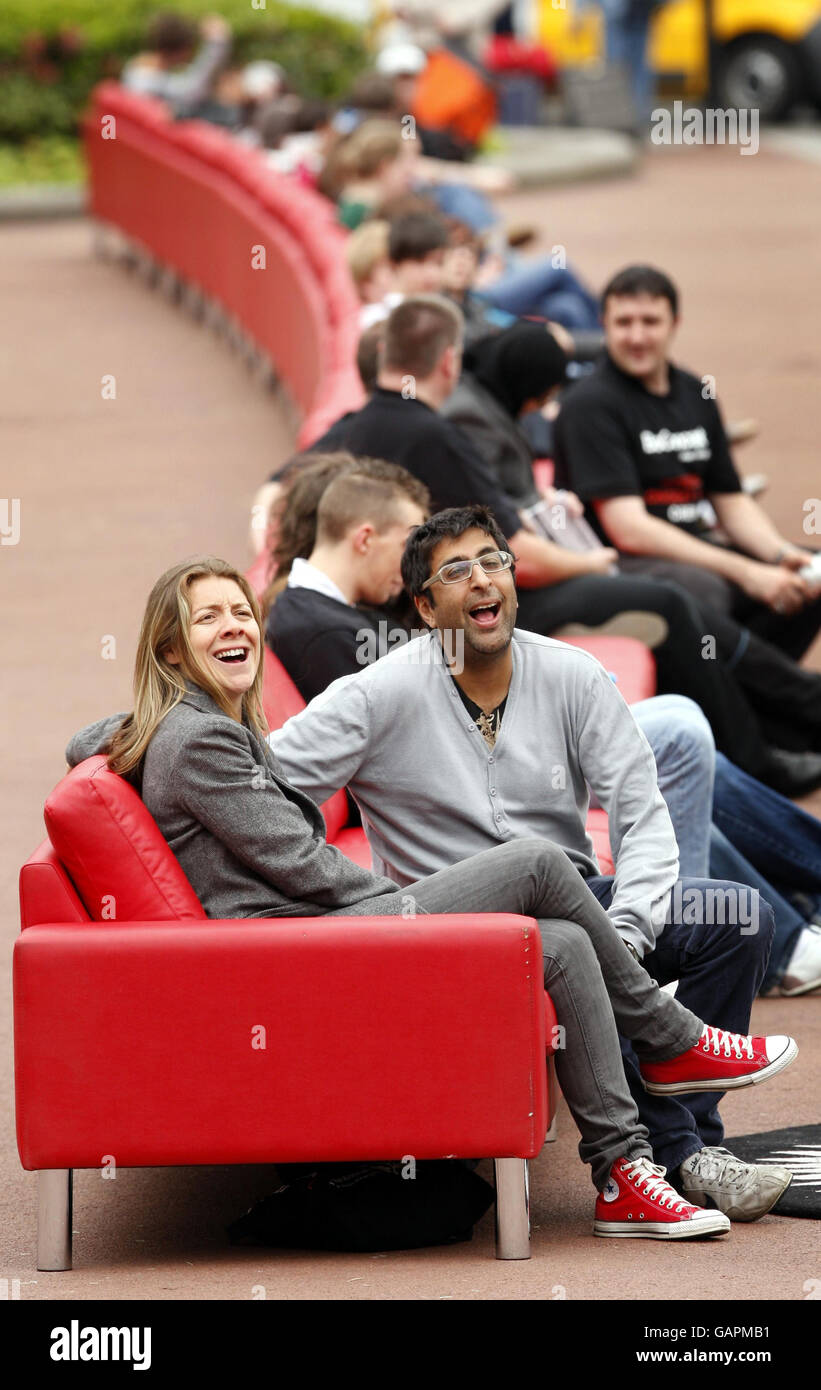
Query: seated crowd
72 9 821 1246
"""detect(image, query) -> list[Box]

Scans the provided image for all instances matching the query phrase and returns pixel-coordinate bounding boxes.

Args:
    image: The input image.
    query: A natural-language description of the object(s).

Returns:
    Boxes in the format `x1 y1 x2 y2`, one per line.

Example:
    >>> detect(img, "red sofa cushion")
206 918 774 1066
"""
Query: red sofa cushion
44 757 205 922
261 644 307 729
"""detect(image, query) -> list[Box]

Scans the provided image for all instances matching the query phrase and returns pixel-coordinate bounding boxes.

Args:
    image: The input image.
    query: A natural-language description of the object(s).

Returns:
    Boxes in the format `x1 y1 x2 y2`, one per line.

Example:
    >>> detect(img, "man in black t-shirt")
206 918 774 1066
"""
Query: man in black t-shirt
554 264 821 660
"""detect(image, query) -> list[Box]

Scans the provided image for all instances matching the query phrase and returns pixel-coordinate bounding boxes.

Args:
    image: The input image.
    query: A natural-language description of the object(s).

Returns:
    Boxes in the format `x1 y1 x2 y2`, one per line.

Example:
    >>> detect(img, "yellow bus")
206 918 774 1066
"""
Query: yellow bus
538 0 821 120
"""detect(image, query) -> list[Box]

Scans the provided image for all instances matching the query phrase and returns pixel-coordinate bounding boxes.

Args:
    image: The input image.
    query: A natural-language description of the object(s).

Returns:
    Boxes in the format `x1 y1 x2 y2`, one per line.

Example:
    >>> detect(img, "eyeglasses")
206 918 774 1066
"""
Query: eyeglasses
421 549 514 591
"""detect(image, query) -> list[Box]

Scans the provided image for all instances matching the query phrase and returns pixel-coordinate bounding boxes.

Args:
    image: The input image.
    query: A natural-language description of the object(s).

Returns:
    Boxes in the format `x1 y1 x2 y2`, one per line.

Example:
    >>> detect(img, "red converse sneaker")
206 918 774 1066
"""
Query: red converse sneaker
640 1026 798 1095
594 1157 730 1240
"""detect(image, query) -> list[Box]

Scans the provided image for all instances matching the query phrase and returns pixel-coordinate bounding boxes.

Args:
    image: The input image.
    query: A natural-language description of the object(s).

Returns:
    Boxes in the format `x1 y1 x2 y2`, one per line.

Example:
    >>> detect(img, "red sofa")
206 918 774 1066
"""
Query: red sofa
84 83 364 449
15 752 559 1270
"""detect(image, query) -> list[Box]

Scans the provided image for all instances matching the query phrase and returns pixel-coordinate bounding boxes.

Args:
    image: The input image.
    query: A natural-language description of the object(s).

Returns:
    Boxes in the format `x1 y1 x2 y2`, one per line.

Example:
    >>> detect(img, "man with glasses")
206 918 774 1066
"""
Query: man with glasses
272 504 791 1223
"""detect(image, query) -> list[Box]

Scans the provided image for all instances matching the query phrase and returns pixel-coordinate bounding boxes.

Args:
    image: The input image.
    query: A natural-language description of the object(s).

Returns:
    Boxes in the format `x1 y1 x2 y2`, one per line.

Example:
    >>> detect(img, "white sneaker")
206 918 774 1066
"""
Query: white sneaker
678 1146 792 1222
551 610 669 649
780 924 821 996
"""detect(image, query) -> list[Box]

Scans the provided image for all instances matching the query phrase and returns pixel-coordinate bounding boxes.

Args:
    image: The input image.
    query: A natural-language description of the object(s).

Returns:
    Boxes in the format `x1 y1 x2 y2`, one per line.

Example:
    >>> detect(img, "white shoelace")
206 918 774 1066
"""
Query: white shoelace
621 1158 690 1213
685 1147 749 1190
699 1025 754 1060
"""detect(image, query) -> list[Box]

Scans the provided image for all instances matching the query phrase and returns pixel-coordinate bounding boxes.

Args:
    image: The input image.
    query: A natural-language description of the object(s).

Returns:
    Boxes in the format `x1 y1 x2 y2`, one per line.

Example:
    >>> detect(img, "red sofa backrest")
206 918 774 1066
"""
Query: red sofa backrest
84 83 364 449
261 645 307 730
44 756 205 923
261 648 349 843
561 635 656 710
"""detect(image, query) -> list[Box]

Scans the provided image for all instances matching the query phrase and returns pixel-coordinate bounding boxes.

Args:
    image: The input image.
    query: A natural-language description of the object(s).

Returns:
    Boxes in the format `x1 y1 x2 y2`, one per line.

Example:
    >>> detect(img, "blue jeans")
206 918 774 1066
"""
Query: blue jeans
605 10 655 125
632 697 817 991
712 751 821 988
425 182 499 234
631 695 714 879
588 874 775 1173
477 259 601 330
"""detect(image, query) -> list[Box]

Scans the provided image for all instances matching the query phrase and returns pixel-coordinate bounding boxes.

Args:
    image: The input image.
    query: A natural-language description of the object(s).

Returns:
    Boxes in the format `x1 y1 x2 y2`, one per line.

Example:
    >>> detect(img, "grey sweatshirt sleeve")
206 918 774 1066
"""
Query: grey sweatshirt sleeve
269 672 372 804
66 713 129 767
575 665 679 957
173 719 396 909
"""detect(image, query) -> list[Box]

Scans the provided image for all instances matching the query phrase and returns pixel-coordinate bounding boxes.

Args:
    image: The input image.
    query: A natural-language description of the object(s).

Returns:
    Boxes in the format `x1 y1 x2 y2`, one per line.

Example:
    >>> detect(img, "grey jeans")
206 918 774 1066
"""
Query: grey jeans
329 839 704 1190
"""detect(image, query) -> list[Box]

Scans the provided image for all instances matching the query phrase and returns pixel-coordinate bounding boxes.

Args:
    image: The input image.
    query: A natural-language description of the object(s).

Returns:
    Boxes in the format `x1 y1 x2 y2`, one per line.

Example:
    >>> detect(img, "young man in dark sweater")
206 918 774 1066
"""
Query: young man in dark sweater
267 467 428 703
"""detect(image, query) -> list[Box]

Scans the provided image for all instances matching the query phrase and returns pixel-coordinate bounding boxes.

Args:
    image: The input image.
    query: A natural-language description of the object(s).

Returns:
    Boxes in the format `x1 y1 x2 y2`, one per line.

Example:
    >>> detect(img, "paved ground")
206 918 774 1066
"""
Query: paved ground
2 141 820 1303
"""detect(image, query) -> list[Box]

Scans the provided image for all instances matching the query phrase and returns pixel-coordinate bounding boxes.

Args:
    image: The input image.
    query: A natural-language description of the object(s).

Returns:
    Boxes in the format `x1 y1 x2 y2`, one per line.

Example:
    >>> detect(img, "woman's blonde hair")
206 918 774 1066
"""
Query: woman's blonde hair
343 119 403 179
345 219 390 287
108 556 268 777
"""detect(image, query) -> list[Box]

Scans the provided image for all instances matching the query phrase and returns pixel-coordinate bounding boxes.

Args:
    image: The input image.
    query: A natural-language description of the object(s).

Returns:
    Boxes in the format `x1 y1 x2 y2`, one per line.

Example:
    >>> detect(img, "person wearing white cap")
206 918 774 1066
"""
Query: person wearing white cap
379 1 513 63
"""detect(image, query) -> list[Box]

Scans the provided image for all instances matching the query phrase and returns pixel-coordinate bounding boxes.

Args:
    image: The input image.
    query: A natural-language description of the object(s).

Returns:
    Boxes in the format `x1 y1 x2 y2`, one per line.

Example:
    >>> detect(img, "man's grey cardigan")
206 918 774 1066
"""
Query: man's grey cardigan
65 682 401 919
271 629 680 958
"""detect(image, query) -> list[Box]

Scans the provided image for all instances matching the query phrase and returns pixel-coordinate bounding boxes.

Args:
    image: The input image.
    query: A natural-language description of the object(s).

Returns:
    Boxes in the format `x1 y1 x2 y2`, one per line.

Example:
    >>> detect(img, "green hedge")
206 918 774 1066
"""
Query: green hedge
0 0 370 142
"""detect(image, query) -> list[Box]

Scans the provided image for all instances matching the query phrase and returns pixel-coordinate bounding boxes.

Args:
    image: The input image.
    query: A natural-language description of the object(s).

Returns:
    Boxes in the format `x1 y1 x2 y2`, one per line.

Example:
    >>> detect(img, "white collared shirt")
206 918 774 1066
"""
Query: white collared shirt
288 557 351 607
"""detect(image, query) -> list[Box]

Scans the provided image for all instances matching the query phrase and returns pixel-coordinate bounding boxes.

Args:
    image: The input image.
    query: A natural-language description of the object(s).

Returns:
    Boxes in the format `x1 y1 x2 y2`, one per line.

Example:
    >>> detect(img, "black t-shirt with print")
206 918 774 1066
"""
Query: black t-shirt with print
553 354 742 542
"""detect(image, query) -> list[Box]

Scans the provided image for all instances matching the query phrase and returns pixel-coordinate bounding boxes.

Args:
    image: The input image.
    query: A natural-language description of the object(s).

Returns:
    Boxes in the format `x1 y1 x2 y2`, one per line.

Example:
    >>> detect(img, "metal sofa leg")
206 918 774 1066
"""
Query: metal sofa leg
545 1055 559 1142
494 1157 530 1259
37 1169 73 1270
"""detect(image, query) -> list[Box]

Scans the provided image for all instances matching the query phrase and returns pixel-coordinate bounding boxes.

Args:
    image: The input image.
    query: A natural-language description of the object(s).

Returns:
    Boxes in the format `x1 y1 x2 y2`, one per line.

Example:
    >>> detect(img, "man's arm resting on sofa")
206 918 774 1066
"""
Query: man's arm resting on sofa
271 674 372 805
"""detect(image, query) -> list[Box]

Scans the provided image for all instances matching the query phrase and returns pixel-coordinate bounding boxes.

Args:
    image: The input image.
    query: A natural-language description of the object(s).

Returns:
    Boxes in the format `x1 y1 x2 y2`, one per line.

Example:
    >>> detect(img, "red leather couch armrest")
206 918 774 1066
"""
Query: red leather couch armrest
19 841 90 929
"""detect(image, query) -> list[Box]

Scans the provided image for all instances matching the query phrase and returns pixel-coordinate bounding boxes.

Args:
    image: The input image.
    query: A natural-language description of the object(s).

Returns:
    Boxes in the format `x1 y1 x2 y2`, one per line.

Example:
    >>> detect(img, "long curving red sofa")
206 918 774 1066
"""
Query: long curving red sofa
84 82 365 447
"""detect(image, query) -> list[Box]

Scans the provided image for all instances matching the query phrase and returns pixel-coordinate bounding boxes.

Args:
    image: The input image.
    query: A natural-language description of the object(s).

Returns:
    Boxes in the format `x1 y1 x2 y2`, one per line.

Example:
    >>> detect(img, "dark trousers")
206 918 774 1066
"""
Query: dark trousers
616 554 821 750
617 552 821 662
587 875 775 1173
516 574 780 778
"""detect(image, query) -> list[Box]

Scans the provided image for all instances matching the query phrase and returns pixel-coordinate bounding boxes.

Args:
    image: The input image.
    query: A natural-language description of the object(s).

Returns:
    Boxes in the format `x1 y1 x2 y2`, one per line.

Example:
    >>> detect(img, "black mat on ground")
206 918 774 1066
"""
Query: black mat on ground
727 1125 821 1218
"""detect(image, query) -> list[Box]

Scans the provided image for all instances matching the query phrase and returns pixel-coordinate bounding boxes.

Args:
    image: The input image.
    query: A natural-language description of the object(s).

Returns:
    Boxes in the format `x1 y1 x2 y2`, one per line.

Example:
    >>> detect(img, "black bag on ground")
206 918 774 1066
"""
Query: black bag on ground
227 1160 495 1253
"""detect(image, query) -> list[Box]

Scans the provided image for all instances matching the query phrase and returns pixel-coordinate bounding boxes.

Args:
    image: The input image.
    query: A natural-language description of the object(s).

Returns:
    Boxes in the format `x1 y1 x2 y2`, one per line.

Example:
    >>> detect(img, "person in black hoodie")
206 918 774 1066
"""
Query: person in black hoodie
442 321 569 506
